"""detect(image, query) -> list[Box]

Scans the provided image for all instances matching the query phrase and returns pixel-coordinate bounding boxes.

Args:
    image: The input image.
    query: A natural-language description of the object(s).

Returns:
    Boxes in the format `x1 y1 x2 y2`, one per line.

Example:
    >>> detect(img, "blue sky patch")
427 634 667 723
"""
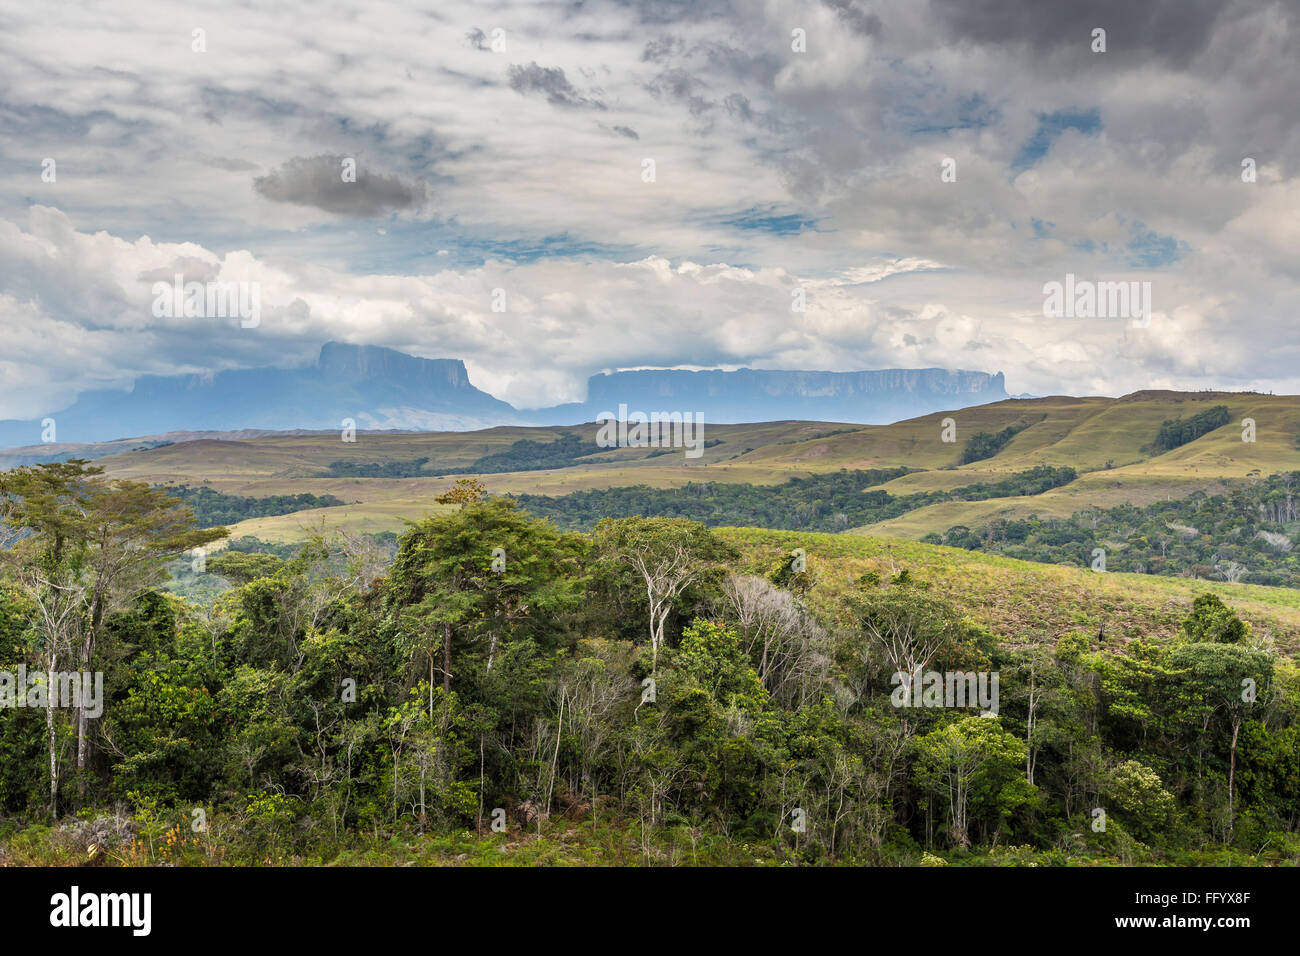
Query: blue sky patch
717 206 819 236
1012 108 1102 172
1126 222 1184 268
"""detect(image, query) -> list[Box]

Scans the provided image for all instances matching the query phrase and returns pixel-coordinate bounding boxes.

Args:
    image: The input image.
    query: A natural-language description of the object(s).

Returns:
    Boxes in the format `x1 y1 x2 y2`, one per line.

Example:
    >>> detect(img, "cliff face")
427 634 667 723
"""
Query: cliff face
585 368 1004 401
0 346 1009 447
317 342 471 391
533 367 1008 425
0 343 520 446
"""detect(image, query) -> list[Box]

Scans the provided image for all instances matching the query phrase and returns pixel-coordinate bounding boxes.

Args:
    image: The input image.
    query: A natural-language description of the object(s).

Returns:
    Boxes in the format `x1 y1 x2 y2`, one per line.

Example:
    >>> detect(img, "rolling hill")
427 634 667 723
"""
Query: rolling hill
63 388 1299 546
721 527 1300 658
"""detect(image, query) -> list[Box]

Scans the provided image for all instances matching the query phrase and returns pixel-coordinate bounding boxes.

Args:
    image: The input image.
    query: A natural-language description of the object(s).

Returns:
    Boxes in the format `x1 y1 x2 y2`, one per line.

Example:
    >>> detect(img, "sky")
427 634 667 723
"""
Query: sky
0 0 1298 416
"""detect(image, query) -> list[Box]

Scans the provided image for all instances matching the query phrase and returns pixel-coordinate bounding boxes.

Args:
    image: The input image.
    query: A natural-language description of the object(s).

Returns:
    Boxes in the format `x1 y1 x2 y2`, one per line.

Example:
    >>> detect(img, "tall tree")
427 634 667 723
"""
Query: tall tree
73 479 227 780
591 517 735 674
387 498 584 696
0 463 226 809
1 462 100 813
1170 641 1273 839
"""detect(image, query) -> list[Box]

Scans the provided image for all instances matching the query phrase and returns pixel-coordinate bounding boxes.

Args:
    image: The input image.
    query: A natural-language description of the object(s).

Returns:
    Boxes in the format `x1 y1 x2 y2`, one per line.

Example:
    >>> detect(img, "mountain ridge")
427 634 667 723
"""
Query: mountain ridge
530 366 1006 425
0 342 1008 449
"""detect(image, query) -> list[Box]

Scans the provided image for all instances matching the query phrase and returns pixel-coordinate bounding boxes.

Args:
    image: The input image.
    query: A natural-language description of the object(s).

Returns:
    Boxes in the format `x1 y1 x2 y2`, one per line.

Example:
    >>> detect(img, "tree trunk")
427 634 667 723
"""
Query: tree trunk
544 688 565 825
75 620 94 779
75 592 106 804
647 584 659 674
47 666 59 816
441 622 452 693
1025 666 1037 785
1228 717 1240 837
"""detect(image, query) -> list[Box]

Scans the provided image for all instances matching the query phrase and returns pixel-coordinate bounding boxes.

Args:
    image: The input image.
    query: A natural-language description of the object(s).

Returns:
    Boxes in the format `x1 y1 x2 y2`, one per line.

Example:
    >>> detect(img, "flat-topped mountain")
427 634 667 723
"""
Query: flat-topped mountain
0 343 523 447
0 343 1009 448
531 367 1006 425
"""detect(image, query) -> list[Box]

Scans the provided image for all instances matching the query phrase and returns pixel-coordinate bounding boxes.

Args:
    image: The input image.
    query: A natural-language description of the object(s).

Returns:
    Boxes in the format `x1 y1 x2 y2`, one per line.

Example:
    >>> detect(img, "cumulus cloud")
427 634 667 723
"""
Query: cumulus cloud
0 0 1296 419
5 207 1300 419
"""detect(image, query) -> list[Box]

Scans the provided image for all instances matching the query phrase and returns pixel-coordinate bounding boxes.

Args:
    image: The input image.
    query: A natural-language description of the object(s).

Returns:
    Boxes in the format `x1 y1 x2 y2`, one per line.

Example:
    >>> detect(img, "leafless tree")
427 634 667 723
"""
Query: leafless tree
594 518 729 673
723 574 831 706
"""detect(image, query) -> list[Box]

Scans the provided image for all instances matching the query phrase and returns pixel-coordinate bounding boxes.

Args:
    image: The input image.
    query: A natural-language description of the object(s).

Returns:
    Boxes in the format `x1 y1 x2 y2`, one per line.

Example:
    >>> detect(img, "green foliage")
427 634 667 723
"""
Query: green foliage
1152 405 1230 452
672 620 767 709
2 463 1297 865
515 465 1075 532
1109 760 1176 840
322 431 609 479
960 422 1030 464
158 485 344 528
322 458 430 478
452 432 606 474
386 497 588 690
911 716 1034 846
1181 593 1250 643
942 470 1300 587
206 550 287 585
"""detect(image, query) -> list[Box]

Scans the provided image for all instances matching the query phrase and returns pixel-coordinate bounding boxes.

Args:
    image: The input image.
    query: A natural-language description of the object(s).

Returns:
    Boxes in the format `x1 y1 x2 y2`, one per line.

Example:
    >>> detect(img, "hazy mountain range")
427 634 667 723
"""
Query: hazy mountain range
0 343 1008 450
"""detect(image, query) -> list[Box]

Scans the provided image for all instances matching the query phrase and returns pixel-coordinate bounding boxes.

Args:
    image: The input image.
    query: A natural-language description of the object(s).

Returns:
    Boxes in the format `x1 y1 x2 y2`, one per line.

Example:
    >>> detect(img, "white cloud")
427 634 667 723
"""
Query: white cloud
0 0 1297 419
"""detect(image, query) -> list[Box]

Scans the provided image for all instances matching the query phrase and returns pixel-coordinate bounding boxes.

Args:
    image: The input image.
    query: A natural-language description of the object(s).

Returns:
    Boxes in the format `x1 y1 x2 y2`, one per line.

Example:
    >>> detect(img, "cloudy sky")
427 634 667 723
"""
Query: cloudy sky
1 0 1297 417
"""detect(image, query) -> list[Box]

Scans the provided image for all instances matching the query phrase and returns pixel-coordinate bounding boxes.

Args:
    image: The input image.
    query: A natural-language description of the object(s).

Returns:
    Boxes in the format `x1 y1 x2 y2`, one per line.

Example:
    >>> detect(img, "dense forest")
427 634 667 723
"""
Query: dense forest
323 432 611 479
960 422 1031 464
512 466 1077 532
322 458 432 478
934 471 1300 588
161 485 345 528
1 463 1296 866
1151 405 1232 452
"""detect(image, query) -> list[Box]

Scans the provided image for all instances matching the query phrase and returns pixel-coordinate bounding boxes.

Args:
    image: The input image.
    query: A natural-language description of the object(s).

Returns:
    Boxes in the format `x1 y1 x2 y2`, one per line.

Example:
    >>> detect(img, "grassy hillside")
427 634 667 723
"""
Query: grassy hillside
183 521 1300 660
71 389 1300 543
721 528 1300 658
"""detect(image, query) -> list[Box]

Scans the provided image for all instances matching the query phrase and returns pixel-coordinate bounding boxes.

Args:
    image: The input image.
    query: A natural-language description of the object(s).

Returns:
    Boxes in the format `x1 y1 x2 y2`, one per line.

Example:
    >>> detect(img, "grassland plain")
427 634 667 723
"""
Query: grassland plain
69 389 1300 543
721 528 1300 658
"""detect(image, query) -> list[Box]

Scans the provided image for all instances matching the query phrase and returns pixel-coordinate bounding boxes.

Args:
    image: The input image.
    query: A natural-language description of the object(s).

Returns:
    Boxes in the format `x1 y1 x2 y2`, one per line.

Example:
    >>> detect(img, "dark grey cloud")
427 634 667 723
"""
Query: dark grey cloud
645 68 714 116
930 0 1232 64
721 91 785 133
618 0 737 25
198 154 259 172
778 157 827 205
507 62 606 109
698 42 784 86
723 93 753 122
821 0 883 36
253 155 428 217
603 124 640 139
641 36 684 62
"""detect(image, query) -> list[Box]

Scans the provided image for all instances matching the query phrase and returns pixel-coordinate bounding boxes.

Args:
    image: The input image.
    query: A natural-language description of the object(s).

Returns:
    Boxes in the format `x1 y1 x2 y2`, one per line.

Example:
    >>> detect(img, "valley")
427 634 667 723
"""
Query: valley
59 389 1300 549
